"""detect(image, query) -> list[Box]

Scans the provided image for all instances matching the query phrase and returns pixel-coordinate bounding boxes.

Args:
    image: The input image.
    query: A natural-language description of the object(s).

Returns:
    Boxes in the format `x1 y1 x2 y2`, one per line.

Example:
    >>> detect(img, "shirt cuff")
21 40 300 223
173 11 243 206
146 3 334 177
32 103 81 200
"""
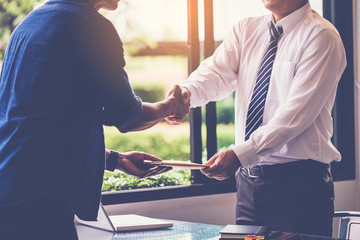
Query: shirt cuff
232 140 259 168
113 96 143 130
181 82 201 108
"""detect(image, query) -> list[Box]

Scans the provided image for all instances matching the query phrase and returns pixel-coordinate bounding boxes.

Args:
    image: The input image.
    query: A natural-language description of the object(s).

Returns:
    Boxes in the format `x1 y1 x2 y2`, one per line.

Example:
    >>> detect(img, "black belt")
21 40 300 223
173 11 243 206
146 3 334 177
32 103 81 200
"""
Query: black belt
240 160 330 179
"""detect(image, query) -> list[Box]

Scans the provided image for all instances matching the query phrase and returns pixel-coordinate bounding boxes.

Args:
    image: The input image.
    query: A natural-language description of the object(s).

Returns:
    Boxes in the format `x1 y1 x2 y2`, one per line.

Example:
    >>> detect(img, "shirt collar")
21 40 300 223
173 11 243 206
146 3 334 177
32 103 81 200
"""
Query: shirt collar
50 0 93 6
268 2 311 37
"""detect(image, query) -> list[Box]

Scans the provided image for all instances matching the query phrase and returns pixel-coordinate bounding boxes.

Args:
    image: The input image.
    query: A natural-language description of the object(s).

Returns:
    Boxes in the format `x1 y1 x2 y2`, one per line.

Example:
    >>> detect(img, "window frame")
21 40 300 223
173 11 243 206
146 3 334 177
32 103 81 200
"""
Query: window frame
102 0 355 205
323 0 356 181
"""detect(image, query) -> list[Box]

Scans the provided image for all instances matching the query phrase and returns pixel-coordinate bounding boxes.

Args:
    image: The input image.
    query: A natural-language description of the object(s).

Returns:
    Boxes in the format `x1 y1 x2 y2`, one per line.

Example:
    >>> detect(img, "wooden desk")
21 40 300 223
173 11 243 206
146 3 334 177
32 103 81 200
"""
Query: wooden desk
76 220 344 240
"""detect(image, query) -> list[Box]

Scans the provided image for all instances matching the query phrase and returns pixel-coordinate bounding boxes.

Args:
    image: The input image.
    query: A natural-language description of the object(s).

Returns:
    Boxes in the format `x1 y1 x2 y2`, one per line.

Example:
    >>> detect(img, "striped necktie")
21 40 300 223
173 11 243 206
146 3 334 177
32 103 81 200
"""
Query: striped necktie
245 23 283 141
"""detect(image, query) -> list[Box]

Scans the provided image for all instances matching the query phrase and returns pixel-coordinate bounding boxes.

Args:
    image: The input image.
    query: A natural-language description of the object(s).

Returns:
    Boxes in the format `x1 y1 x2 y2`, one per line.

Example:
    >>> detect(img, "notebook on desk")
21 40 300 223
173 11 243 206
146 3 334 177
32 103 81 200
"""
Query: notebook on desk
75 203 173 232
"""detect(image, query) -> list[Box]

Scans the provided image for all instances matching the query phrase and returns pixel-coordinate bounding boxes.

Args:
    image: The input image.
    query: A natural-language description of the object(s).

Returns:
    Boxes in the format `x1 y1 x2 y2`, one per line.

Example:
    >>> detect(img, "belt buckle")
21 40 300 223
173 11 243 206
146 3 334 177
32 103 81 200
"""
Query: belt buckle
246 165 262 179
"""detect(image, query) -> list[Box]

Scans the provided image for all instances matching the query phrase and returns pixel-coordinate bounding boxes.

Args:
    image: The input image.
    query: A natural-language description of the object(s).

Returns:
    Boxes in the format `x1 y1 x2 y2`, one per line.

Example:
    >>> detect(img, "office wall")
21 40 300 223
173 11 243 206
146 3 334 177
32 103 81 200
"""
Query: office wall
106 0 360 226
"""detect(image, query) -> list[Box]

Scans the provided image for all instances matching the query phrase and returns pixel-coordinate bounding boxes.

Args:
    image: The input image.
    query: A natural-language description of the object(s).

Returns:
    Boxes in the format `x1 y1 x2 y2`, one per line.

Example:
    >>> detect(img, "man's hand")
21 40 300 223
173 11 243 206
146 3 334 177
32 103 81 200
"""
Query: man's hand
116 151 171 178
200 149 241 181
165 85 191 125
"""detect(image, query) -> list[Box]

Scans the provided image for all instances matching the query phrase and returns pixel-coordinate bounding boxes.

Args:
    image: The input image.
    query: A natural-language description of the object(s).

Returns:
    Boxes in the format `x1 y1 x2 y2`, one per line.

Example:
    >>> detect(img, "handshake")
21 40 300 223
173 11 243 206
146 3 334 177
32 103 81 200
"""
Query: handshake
112 84 240 181
164 85 191 125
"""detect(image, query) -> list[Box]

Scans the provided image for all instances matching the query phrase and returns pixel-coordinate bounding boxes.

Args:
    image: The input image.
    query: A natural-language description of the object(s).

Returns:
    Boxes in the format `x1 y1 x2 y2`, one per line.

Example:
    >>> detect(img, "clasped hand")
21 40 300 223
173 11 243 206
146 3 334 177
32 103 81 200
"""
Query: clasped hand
164 86 241 180
165 85 191 125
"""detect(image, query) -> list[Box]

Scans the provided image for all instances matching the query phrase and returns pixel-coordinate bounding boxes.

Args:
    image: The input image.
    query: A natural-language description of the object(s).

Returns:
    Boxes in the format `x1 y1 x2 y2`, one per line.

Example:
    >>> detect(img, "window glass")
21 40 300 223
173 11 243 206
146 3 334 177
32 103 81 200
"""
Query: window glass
1 0 354 201
102 0 323 191
101 0 191 192
210 0 322 41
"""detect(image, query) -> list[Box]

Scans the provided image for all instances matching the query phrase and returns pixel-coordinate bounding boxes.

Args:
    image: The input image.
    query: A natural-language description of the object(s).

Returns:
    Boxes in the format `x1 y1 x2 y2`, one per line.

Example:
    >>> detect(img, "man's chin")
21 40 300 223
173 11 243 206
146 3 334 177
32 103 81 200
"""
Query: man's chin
102 1 119 11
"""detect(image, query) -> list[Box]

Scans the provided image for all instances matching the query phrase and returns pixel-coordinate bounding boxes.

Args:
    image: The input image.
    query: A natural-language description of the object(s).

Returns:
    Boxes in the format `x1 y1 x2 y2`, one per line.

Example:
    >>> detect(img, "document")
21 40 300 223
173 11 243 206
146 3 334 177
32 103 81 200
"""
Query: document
144 160 208 170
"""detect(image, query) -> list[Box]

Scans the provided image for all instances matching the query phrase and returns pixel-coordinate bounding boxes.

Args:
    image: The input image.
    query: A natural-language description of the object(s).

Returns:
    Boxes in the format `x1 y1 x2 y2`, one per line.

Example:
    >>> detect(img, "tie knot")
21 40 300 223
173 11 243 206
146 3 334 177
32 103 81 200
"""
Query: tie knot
270 23 283 41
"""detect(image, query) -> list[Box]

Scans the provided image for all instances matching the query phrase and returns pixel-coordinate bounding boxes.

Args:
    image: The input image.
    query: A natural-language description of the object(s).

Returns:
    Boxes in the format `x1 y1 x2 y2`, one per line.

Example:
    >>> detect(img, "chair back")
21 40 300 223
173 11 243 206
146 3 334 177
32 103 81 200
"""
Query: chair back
334 211 360 239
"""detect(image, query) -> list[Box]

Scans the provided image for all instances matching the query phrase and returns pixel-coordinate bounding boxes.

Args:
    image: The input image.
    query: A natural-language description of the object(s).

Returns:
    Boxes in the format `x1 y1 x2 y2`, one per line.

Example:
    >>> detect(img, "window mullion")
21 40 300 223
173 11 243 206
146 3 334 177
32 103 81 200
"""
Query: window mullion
187 0 204 184
323 0 355 181
204 0 218 161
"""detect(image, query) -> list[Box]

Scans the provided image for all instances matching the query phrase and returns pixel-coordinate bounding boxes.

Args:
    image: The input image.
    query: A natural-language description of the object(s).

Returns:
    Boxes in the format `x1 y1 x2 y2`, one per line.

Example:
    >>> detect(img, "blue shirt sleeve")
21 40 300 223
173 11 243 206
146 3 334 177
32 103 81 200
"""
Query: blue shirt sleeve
79 14 142 128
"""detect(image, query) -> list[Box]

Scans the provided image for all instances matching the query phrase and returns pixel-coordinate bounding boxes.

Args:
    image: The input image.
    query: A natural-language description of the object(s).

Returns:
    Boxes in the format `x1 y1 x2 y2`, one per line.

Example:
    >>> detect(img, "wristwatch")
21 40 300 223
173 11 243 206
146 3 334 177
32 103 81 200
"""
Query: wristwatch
105 151 119 172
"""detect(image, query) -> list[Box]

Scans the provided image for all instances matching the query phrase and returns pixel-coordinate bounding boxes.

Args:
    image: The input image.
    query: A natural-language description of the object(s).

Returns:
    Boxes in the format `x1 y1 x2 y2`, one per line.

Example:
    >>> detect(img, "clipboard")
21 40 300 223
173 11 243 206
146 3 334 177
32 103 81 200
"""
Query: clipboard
144 160 208 170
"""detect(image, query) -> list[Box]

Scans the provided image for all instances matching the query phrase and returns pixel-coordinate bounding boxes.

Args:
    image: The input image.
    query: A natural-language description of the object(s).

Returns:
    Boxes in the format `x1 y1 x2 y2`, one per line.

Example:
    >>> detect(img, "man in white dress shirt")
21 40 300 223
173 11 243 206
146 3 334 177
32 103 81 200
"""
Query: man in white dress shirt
167 0 346 236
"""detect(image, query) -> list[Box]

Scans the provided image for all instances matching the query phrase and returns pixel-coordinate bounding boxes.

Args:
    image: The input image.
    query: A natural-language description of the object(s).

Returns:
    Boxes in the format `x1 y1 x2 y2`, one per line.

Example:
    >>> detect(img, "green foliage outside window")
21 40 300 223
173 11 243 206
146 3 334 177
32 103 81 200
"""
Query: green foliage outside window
103 169 191 192
132 82 165 103
0 0 42 58
102 123 235 191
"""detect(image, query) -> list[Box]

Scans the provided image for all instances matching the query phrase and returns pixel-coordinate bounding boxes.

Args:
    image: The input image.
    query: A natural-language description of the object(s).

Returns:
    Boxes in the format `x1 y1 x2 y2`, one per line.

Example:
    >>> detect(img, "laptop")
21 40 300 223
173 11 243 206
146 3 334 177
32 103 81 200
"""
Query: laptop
75 203 173 232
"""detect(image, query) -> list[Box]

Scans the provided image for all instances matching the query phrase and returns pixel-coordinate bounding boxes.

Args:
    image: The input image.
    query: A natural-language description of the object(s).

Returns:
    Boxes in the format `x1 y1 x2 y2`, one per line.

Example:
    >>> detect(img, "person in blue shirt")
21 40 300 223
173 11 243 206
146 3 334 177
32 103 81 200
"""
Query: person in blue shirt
0 0 188 239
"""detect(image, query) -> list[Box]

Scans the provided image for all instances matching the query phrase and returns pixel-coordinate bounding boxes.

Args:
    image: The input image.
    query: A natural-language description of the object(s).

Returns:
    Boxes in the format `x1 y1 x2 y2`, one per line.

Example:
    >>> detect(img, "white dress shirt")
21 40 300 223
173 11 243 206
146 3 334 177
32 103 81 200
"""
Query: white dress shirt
182 3 346 168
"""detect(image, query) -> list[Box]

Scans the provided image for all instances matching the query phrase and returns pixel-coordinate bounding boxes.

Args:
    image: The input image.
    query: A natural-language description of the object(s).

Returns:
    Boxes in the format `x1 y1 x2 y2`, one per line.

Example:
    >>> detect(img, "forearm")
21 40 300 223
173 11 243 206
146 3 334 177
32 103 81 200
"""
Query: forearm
118 99 174 133
182 54 238 108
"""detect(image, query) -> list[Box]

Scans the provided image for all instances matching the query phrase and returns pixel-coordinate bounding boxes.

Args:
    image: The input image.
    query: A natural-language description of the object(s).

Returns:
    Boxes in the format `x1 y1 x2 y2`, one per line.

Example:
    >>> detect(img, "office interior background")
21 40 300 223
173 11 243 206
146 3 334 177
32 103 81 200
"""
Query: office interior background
102 0 360 226
0 0 359 236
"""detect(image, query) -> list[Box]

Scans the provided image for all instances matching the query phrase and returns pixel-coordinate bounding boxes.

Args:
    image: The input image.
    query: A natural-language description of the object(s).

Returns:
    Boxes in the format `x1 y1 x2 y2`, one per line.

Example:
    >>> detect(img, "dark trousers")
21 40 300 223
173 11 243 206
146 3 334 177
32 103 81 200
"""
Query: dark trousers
235 160 334 237
0 192 78 240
